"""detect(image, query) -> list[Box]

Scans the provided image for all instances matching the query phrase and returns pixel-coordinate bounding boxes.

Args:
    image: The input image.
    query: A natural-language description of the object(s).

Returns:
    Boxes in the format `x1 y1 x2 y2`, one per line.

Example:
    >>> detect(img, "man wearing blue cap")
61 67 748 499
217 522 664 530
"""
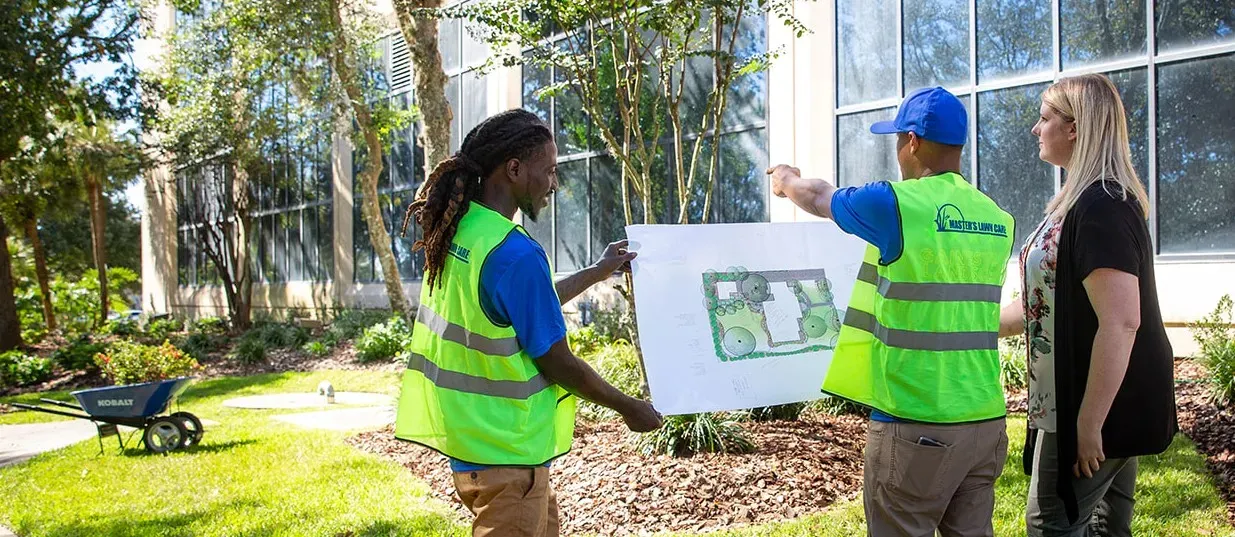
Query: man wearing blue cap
768 87 1015 536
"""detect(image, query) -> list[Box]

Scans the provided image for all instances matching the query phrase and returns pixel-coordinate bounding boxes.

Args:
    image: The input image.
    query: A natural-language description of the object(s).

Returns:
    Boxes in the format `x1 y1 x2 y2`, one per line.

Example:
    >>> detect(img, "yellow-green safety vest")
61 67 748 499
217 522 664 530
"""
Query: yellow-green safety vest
395 201 577 465
822 172 1015 423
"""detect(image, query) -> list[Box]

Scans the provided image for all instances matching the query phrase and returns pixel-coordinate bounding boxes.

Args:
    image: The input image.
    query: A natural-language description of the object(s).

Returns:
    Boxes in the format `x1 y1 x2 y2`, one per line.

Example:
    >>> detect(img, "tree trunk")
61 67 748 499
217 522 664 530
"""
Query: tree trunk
330 0 409 315
23 218 56 331
0 214 23 351
86 172 109 326
393 0 453 181
231 161 254 331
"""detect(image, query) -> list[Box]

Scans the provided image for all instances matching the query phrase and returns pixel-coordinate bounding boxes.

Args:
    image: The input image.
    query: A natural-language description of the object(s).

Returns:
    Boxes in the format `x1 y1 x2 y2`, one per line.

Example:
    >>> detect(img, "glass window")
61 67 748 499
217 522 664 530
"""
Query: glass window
904 0 970 91
1106 68 1149 187
716 129 769 223
976 0 1051 82
554 62 589 156
462 19 489 67
318 204 334 281
440 18 461 73
724 12 768 126
837 0 898 106
837 108 899 187
522 55 551 123
1061 0 1146 69
462 70 489 136
446 76 462 152
555 159 590 271
523 196 554 268
977 82 1054 250
589 156 625 257
960 95 973 181
1155 0 1235 53
353 208 374 282
1156 54 1235 254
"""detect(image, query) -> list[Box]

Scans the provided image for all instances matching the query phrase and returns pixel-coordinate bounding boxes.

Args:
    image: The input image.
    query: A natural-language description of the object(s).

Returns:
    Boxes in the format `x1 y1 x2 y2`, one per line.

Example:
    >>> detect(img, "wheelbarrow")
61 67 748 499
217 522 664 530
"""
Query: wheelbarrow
10 377 203 454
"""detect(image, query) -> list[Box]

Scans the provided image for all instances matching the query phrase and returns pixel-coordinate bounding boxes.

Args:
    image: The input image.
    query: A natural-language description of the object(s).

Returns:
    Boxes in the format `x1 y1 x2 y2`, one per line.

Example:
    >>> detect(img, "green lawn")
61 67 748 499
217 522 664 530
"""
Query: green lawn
2 373 1231 536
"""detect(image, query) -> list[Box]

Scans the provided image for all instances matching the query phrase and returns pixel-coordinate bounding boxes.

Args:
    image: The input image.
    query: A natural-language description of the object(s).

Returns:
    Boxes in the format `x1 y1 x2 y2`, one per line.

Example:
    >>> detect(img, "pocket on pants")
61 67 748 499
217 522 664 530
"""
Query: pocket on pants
889 433 954 498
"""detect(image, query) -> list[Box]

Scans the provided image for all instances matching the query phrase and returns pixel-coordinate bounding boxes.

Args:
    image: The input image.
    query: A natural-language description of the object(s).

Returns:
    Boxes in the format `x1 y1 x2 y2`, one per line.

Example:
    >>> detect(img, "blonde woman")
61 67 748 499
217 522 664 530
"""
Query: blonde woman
998 74 1177 536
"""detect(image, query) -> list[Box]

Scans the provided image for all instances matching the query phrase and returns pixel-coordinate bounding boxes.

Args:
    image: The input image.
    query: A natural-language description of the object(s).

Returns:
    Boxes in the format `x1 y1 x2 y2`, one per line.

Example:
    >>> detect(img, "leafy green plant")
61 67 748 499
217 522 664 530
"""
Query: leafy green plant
746 402 807 422
999 336 1028 391
102 319 139 336
51 338 110 371
177 332 221 361
637 412 755 457
807 395 866 417
0 351 55 388
355 317 413 363
303 340 331 357
191 316 229 335
232 338 267 365
590 303 638 344
1192 295 1235 406
575 339 643 420
147 317 184 341
567 325 610 357
325 309 390 343
93 341 203 386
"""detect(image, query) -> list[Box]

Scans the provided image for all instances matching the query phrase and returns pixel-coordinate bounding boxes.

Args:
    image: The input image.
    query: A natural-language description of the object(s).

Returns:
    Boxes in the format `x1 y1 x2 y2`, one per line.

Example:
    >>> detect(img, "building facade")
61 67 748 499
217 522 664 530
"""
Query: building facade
142 0 1235 354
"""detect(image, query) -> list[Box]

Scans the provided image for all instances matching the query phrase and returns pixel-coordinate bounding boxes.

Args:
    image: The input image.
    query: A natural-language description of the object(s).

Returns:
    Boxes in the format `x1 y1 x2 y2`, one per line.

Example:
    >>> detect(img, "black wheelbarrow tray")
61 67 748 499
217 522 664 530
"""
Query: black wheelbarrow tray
11 377 204 454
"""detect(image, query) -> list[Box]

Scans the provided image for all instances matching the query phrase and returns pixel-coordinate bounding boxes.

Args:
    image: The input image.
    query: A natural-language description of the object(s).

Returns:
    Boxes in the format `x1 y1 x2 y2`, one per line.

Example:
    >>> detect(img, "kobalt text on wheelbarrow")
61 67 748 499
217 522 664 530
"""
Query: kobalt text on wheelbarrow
11 377 203 454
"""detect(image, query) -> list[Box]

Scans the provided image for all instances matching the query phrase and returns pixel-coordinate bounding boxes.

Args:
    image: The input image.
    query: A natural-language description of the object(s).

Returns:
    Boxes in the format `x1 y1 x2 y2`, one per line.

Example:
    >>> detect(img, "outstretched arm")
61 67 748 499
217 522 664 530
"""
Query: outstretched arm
768 164 837 220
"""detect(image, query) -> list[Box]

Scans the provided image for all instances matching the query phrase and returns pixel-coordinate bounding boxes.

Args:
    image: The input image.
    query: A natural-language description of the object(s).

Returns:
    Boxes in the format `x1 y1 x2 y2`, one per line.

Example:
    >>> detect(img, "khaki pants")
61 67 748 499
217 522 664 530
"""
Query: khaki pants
453 467 559 537
864 419 1009 537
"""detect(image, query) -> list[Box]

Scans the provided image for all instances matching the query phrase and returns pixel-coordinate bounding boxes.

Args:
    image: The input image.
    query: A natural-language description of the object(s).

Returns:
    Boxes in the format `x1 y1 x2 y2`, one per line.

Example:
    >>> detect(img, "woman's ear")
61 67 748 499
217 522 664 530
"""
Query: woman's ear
1067 120 1078 142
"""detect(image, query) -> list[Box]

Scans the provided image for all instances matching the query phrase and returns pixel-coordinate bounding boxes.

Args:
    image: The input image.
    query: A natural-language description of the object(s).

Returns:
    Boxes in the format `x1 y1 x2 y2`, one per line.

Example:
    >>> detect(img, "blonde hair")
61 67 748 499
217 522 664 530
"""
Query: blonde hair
1041 74 1150 222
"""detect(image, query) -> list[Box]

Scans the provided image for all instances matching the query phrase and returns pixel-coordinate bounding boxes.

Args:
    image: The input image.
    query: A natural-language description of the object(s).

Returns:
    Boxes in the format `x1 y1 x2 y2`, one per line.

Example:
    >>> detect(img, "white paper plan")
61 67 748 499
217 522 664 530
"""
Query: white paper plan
625 222 868 415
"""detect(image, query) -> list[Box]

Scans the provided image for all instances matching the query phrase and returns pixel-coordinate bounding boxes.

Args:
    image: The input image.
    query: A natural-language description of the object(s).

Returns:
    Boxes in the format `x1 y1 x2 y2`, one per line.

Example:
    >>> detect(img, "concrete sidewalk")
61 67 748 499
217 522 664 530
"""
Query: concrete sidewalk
0 420 99 469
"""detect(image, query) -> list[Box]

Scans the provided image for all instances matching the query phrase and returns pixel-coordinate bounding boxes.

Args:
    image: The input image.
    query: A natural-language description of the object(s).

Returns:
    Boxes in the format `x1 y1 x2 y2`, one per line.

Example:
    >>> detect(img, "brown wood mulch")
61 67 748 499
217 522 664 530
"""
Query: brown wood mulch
348 414 869 536
1174 358 1235 525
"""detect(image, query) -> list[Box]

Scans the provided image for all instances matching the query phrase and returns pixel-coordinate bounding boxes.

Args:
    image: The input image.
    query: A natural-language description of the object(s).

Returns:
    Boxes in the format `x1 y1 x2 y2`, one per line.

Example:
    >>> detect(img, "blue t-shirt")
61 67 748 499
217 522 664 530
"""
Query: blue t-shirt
830 181 902 423
449 230 568 473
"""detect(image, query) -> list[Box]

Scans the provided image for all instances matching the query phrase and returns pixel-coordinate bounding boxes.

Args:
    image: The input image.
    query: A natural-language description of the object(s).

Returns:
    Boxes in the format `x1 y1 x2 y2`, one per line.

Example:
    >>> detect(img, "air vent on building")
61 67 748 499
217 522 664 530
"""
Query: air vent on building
390 34 413 95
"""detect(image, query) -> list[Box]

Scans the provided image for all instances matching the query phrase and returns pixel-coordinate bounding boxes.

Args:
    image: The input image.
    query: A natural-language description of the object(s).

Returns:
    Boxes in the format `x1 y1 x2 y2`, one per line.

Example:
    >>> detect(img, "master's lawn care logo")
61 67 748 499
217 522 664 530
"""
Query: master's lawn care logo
97 399 134 407
935 204 1009 237
447 242 471 264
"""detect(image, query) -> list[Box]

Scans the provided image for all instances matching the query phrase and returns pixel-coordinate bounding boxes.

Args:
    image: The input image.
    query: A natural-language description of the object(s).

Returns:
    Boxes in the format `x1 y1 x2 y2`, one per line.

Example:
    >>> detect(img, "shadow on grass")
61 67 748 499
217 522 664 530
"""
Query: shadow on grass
33 499 274 537
177 373 299 404
344 517 468 537
115 438 259 458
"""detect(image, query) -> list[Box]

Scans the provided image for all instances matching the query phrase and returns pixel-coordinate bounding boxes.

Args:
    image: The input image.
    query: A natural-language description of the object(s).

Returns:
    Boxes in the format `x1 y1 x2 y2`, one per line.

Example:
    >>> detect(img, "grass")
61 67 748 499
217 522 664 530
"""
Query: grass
2 375 1231 537
0 370 466 537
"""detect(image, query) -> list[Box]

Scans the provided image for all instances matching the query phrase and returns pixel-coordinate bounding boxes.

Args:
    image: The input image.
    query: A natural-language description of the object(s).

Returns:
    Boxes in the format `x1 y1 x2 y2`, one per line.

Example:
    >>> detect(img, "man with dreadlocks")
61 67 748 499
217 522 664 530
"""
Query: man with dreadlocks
395 109 662 537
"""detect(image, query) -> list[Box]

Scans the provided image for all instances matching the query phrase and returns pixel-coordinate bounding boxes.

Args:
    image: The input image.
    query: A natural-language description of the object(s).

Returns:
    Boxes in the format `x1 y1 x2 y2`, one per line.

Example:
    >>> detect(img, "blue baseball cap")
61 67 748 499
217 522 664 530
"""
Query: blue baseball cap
869 87 968 146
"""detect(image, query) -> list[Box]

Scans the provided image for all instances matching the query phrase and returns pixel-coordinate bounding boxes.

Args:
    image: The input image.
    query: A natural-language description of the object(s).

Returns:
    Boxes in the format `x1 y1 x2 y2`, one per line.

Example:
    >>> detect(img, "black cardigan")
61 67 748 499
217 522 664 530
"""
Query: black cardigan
1020 181 1178 522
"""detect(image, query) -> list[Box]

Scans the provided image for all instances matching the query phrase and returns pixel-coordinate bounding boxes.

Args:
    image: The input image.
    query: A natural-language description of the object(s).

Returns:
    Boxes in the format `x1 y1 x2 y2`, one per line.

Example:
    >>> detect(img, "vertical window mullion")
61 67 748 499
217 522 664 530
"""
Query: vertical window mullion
1145 0 1159 253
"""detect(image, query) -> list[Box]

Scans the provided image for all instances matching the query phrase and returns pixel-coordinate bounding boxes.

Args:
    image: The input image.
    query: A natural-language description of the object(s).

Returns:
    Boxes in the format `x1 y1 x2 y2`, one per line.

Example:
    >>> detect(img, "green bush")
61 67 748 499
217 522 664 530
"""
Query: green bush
1193 295 1235 406
303 340 331 357
47 267 140 337
567 326 610 356
94 341 202 386
177 332 221 361
807 395 866 417
999 336 1028 391
637 412 755 457
232 338 267 365
51 338 109 371
326 309 390 342
355 317 413 363
591 301 638 344
252 323 308 348
576 339 643 419
746 402 807 422
0 351 55 388
102 319 139 336
191 316 229 335
147 318 184 341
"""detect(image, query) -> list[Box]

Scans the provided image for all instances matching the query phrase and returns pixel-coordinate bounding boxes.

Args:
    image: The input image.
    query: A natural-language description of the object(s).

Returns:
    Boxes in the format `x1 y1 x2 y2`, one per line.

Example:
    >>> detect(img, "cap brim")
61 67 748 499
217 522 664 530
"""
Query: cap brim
869 121 901 135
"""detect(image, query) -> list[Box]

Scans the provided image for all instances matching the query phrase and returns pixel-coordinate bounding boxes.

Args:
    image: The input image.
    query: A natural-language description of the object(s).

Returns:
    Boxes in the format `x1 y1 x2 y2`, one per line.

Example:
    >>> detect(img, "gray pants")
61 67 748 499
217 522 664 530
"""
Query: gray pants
1026 431 1137 537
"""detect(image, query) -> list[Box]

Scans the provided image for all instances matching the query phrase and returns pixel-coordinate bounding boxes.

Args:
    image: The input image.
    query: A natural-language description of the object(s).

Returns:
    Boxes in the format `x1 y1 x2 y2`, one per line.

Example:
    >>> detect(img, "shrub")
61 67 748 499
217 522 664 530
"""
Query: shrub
191 316 229 335
255 323 308 348
51 338 110 371
355 317 413 363
591 301 638 344
232 338 267 365
999 336 1028 391
746 402 807 422
94 341 203 386
0 351 55 388
1193 295 1235 406
326 309 390 342
807 395 866 417
102 319 139 336
567 326 610 357
637 412 755 457
303 340 331 357
177 332 221 362
147 318 184 341
576 339 643 420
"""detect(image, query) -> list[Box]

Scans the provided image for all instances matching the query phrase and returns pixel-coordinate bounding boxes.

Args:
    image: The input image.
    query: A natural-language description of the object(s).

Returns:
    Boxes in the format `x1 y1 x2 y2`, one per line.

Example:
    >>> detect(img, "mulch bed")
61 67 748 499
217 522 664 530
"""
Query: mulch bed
1173 358 1235 525
349 413 869 535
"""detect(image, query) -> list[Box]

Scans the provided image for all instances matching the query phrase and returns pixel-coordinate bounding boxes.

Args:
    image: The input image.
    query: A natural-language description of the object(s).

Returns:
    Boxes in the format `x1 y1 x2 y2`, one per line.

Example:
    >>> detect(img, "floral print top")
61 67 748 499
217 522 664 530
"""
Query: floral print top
1021 216 1063 432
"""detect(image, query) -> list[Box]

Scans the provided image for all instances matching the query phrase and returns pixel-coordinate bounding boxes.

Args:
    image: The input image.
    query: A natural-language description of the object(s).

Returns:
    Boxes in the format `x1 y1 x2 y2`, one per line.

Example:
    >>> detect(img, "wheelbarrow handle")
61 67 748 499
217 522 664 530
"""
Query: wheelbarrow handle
40 398 83 410
9 402 93 421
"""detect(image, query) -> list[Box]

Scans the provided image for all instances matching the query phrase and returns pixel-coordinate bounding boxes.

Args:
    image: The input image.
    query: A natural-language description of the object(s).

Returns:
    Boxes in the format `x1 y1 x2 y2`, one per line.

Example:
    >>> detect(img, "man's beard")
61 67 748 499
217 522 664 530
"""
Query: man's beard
517 194 540 222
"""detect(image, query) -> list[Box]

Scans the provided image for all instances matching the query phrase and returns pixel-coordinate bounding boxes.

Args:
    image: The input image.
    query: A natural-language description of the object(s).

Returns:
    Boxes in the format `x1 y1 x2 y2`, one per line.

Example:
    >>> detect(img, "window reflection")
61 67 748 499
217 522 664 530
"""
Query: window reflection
976 0 1051 82
977 82 1053 250
837 108 899 187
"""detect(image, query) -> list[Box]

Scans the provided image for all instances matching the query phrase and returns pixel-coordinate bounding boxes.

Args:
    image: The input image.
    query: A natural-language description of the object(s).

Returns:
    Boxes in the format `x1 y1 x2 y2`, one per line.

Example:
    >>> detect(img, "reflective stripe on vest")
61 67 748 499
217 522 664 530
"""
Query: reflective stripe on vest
395 202 576 465
822 173 1014 424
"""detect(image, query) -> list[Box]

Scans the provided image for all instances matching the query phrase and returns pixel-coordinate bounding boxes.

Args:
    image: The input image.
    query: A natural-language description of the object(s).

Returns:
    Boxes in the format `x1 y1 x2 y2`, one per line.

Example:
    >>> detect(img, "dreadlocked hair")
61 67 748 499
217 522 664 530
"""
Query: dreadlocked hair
401 109 554 291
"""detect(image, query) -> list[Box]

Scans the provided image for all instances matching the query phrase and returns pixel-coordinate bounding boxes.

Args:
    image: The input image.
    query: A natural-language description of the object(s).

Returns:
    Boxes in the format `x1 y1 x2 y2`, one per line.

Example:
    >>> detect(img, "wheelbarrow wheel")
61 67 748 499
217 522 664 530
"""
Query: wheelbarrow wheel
143 417 187 454
171 411 204 448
